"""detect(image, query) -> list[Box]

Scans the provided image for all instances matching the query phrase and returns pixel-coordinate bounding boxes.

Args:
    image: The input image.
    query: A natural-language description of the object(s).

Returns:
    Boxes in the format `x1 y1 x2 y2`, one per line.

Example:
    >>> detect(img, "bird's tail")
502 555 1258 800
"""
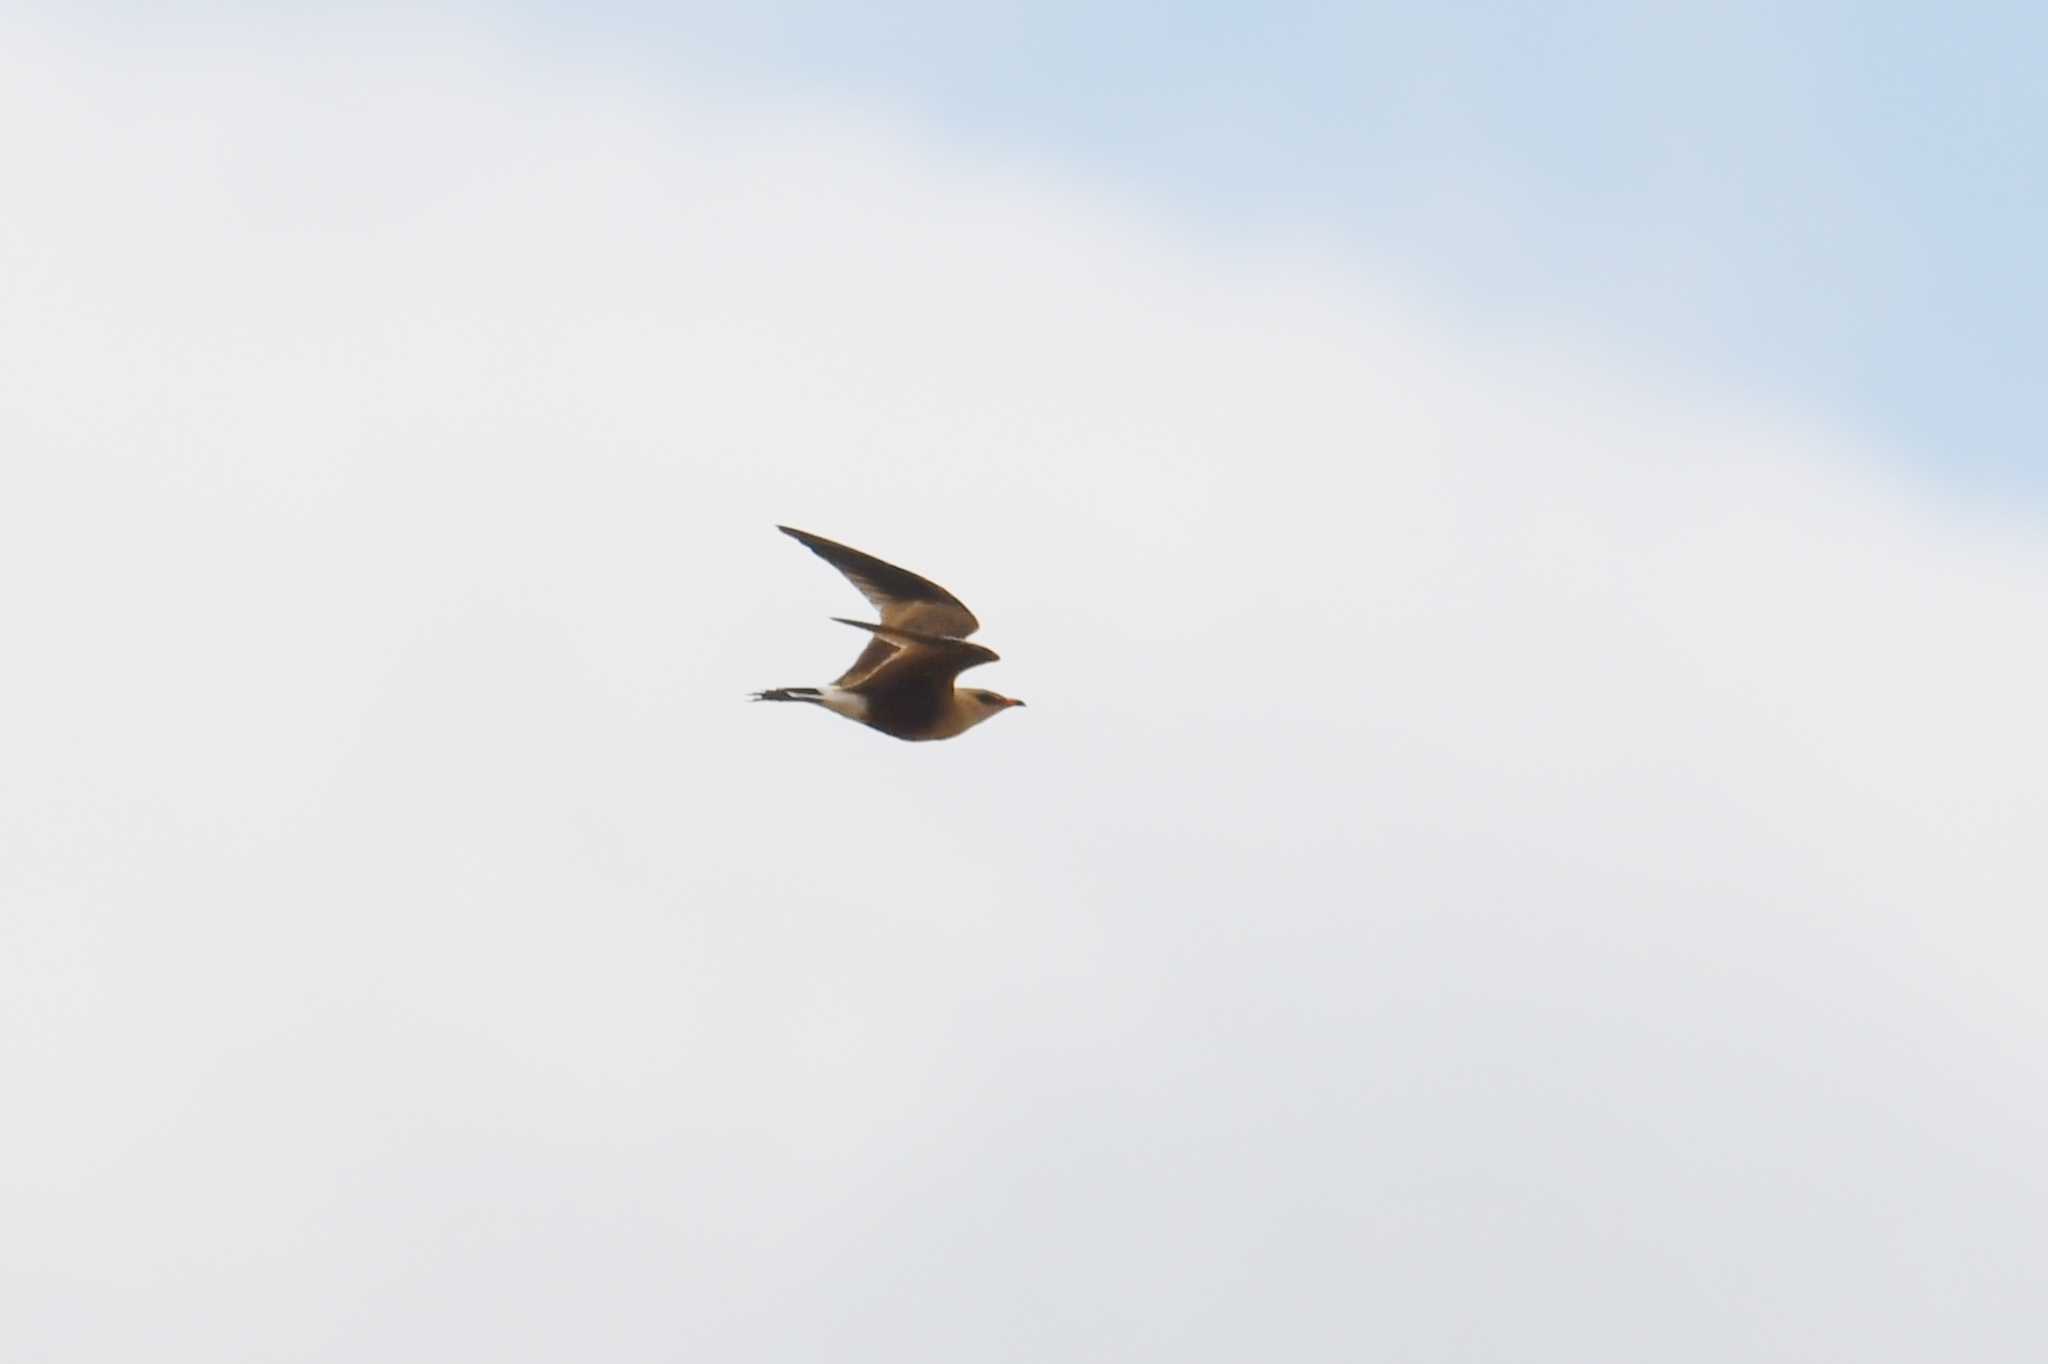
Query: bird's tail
750 687 827 705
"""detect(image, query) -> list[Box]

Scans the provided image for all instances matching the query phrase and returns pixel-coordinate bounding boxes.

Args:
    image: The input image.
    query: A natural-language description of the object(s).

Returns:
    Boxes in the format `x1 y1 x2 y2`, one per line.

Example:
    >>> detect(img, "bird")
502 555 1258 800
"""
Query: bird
752 525 1026 742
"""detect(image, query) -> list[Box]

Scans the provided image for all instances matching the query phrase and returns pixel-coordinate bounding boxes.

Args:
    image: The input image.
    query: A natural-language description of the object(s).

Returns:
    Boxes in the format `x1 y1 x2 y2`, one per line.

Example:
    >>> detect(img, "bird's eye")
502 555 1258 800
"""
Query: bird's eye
976 691 997 704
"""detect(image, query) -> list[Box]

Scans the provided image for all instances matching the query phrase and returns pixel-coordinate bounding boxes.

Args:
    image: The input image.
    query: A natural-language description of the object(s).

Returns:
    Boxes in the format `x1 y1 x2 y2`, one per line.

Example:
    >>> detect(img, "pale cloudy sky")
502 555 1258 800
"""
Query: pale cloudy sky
4 8 2045 1362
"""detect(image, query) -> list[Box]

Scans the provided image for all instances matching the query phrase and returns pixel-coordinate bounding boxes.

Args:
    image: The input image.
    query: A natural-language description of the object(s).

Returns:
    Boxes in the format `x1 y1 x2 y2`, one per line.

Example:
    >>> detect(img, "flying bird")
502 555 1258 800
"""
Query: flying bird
752 526 1026 742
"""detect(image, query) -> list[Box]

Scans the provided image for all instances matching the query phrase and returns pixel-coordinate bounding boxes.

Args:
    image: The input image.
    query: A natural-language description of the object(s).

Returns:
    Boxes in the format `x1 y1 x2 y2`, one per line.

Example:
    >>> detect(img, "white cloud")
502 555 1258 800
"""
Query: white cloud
3 16 2044 1362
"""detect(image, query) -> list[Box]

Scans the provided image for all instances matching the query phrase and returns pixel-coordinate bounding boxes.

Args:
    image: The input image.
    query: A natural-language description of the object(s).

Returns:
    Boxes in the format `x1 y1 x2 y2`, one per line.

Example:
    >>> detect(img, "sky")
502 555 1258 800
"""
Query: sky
4 7 2046 1362
551 0 2048 489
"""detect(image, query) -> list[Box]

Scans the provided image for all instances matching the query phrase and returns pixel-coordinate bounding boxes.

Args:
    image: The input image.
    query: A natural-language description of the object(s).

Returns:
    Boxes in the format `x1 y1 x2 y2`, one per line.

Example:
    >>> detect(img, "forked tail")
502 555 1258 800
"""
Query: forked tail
750 687 826 704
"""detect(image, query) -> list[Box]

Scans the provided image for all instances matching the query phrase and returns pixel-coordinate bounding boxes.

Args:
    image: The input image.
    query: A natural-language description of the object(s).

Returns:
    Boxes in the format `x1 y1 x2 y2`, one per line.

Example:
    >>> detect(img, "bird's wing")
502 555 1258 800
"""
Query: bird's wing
831 618 1000 688
779 526 981 638
831 634 899 688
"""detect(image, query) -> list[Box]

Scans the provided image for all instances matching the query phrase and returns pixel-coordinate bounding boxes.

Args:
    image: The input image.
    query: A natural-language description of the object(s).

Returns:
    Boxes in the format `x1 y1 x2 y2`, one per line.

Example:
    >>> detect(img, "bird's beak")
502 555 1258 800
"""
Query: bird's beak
1008 698 1027 707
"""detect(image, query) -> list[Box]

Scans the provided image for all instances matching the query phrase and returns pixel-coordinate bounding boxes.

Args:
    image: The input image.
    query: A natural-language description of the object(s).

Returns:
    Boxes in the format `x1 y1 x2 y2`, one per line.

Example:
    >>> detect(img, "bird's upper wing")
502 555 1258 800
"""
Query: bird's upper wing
779 526 981 639
830 618 1000 689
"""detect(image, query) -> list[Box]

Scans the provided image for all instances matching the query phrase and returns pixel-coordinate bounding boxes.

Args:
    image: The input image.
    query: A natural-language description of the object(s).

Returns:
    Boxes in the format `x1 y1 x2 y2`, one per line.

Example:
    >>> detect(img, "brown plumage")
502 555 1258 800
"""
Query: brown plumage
752 526 1026 742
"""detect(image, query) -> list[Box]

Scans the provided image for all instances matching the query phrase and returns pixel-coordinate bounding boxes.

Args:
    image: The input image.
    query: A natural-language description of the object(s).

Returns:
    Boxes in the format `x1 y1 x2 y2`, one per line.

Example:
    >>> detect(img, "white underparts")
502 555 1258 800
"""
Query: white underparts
818 687 869 723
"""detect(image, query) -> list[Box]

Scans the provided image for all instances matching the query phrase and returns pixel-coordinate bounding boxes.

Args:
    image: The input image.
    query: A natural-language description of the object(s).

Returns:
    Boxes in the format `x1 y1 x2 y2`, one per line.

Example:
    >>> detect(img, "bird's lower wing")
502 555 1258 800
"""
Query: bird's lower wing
831 618 1000 677
832 634 899 687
